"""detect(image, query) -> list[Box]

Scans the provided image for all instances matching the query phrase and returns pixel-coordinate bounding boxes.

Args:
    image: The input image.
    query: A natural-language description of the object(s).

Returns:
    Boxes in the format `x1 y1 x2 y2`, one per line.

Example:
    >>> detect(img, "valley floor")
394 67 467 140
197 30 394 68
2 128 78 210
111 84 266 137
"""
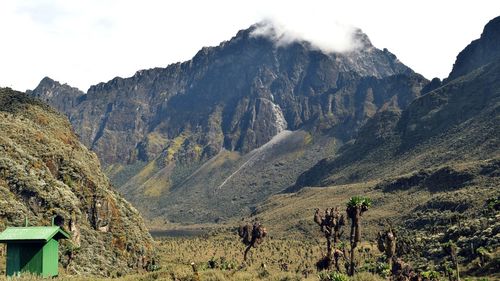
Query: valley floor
0 234 497 281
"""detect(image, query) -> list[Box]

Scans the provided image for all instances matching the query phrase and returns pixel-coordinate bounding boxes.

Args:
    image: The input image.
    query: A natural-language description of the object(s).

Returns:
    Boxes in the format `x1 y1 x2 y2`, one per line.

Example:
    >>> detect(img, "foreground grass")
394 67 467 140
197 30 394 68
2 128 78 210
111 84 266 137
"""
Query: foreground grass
0 237 330 280
1 235 497 280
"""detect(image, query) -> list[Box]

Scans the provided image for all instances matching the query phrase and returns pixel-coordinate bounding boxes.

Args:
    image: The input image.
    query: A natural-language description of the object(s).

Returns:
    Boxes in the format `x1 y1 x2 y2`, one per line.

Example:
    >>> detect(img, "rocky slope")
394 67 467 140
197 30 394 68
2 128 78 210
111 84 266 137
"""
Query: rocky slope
0 88 155 276
254 159 499 275
30 23 428 222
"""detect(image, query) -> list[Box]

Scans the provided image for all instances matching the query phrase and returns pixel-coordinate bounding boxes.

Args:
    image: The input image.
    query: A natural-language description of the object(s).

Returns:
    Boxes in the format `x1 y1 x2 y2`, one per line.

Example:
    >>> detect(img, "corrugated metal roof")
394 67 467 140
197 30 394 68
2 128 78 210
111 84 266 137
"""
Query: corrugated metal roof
0 226 70 242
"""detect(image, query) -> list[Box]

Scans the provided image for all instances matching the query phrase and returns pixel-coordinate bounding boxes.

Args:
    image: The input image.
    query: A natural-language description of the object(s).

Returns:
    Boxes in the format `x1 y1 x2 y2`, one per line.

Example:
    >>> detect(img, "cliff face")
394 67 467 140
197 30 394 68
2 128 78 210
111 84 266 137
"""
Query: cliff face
0 88 155 276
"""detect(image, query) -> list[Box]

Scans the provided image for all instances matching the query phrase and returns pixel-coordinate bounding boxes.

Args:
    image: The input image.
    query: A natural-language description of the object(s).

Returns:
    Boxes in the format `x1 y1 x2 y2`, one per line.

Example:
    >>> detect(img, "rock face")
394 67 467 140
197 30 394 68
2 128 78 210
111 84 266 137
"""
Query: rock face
31 23 426 166
0 88 155 276
447 16 500 81
30 23 428 222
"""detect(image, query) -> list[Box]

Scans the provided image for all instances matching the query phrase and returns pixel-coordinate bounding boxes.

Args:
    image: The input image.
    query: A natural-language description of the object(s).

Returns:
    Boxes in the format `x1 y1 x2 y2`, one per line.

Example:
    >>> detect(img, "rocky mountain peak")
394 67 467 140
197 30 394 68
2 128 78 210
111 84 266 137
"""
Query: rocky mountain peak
34 76 83 96
30 23 424 166
352 28 374 49
39 76 57 86
30 77 85 114
447 16 500 81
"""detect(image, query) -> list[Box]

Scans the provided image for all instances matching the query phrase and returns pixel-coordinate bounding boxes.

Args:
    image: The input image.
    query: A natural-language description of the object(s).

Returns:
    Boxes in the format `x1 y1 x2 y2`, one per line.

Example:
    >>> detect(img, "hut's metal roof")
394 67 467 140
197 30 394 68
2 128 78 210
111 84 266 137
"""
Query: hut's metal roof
0 226 70 242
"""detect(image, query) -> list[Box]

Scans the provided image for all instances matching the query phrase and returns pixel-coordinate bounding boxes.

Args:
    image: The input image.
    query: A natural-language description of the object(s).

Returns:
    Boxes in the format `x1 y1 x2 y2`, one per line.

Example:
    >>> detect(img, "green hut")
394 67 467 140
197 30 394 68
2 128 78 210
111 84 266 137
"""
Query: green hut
0 226 70 277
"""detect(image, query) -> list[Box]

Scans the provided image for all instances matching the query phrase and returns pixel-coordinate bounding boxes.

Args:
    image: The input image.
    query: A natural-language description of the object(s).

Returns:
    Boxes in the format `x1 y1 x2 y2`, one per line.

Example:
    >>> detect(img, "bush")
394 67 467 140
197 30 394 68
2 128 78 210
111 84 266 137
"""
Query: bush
360 261 390 278
421 270 440 280
318 271 349 281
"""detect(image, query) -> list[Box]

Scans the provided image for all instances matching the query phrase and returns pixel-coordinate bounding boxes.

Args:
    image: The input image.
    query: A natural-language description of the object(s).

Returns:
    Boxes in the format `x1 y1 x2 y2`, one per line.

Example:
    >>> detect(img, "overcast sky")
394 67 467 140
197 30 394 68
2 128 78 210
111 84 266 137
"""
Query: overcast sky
1 0 499 92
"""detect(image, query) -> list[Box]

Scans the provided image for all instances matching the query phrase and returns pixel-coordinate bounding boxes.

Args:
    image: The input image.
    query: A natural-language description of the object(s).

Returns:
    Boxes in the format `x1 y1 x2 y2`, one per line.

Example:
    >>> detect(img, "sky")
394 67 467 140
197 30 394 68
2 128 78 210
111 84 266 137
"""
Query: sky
1 0 499 92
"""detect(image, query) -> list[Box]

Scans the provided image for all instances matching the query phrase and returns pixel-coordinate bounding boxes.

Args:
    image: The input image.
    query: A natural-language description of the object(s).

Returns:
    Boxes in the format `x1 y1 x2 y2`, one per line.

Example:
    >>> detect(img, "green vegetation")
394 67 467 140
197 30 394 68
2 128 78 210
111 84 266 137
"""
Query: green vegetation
0 228 497 280
318 271 349 281
345 196 371 276
165 134 187 163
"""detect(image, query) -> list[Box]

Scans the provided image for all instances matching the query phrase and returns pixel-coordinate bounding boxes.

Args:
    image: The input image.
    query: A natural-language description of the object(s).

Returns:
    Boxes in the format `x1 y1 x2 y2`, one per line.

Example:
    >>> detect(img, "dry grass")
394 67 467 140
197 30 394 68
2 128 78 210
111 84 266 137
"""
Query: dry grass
0 235 496 281
0 234 379 280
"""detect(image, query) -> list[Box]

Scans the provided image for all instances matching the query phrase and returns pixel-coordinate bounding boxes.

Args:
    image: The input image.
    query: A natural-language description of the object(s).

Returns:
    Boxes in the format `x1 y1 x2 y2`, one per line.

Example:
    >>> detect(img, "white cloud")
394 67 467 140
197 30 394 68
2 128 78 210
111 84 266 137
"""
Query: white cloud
250 18 359 53
1 0 500 91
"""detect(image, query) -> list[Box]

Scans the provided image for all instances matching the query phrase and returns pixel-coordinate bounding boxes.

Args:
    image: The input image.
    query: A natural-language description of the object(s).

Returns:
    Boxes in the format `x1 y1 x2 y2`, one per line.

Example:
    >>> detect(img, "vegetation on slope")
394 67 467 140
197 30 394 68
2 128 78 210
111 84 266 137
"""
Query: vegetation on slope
0 88 155 276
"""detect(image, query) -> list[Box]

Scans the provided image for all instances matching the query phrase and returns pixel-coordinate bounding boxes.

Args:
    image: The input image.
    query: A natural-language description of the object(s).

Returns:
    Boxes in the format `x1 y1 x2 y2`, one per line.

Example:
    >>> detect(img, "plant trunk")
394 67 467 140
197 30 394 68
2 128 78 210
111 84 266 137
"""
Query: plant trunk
349 241 356 276
334 250 341 272
327 236 332 258
244 244 252 261
455 261 460 281
350 222 356 245
349 222 357 276
332 233 339 271
354 221 360 243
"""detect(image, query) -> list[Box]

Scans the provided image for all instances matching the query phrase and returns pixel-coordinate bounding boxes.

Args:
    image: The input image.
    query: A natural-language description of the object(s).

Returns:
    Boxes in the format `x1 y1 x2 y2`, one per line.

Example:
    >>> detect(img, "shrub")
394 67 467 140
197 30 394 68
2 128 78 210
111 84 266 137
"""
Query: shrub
318 271 350 281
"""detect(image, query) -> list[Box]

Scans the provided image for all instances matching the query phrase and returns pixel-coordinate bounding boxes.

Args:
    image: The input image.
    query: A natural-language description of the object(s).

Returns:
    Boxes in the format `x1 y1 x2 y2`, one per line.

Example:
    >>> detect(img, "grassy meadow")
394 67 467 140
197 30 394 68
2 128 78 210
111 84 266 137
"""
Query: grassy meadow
0 234 496 281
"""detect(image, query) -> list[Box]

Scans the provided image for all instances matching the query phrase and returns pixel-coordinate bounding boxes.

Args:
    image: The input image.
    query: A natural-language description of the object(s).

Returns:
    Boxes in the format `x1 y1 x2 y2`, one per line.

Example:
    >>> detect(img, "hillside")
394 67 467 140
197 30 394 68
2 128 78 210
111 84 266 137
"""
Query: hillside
30 23 427 223
0 88 155 276
251 159 499 276
293 16 500 189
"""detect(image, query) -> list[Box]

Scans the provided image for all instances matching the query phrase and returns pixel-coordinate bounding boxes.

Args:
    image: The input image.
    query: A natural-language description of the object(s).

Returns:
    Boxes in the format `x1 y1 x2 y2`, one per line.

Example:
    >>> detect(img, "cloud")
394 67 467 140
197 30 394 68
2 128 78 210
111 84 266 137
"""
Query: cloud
15 0 69 26
250 18 361 53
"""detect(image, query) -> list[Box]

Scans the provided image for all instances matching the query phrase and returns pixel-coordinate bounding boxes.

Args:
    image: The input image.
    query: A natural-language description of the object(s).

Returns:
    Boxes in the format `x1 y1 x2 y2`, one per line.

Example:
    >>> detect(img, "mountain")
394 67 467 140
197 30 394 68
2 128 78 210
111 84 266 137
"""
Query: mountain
0 88 155 276
30 22 428 223
251 17 500 273
293 16 500 190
